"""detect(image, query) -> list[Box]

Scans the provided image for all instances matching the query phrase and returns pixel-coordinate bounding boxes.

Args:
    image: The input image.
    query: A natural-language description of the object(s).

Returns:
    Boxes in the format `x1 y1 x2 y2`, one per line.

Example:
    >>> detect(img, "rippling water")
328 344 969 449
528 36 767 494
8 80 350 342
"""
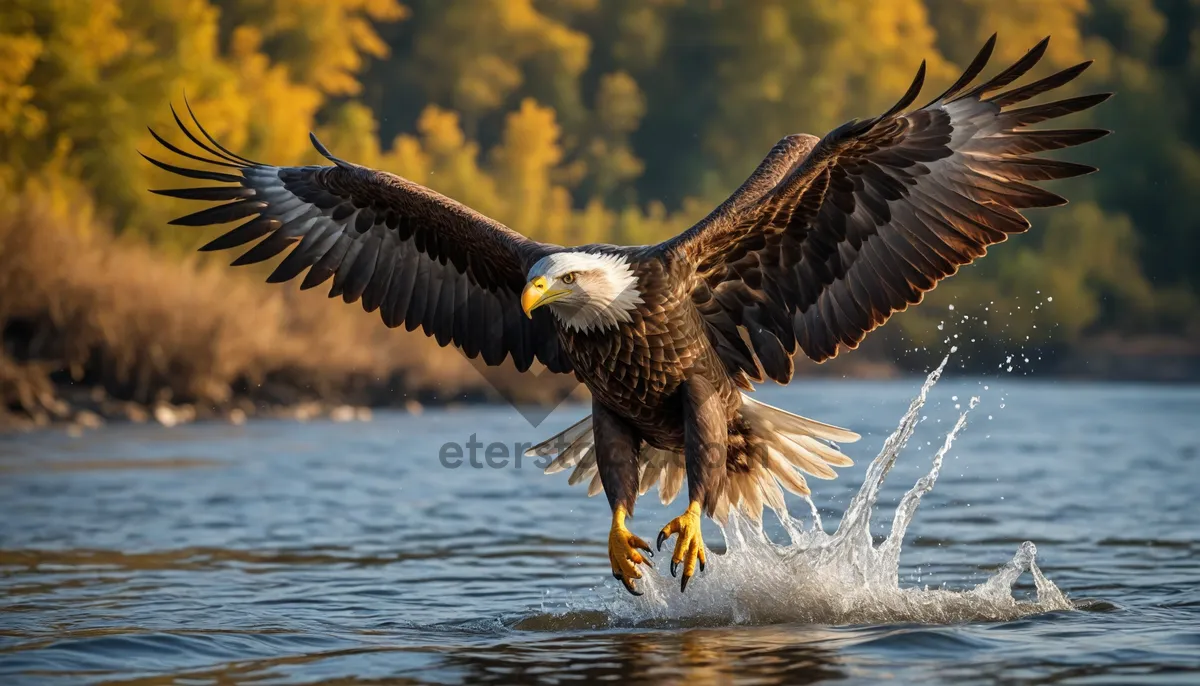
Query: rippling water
2 373 1198 684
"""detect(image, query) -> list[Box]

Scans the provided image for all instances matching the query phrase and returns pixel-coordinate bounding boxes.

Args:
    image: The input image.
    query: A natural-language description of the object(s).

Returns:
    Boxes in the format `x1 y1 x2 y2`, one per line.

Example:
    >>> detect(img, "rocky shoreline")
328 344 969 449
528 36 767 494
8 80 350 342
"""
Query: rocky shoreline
7 337 1198 436
1 373 419 434
0 353 585 435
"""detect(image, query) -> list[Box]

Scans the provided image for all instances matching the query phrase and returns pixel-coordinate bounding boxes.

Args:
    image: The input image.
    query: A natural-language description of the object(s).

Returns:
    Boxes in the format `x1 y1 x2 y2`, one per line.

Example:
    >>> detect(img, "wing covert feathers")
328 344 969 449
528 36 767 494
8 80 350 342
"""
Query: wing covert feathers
666 35 1111 377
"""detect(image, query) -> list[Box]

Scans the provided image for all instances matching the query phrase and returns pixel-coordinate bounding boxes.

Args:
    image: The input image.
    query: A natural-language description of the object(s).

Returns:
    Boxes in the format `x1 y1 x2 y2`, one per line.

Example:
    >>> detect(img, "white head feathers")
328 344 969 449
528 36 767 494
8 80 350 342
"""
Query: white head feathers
526 252 644 333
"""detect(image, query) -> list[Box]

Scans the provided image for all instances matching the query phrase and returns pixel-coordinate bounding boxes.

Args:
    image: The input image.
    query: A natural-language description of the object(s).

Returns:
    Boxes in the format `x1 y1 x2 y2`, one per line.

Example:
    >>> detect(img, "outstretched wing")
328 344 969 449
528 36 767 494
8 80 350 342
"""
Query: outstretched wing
143 105 572 373
663 35 1110 384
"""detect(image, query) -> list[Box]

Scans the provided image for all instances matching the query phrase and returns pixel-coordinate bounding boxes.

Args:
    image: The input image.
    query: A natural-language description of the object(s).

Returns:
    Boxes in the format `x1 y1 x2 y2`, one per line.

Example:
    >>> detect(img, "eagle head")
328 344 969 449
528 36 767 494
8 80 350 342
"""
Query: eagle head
522 252 644 333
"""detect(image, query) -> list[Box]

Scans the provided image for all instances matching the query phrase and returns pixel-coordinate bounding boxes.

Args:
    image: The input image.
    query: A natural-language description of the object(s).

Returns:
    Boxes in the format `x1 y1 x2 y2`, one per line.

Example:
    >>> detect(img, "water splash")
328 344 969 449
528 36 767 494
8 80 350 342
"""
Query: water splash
589 357 1072 627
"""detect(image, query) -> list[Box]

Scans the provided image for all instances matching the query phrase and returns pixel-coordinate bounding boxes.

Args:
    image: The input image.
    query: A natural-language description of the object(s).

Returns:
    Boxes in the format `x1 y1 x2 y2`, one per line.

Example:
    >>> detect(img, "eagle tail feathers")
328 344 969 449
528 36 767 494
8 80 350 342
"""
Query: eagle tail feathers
530 415 593 474
535 416 688 505
739 395 861 444
730 394 859 524
536 397 858 525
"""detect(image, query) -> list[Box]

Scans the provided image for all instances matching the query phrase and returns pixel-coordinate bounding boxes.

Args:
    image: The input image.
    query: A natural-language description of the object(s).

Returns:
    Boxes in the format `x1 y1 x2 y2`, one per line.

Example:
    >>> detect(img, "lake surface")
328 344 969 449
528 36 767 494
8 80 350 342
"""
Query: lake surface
1 373 1198 684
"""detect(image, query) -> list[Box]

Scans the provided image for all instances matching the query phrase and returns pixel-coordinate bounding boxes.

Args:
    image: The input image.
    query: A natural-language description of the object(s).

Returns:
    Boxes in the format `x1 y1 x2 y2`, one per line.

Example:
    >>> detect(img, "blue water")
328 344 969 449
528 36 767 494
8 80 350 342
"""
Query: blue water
1 377 1198 684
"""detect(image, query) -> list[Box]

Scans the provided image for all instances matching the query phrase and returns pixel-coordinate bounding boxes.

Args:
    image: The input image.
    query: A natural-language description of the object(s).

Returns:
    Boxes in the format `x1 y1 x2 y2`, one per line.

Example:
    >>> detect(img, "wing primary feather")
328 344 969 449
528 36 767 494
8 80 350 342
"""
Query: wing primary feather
309 133 353 169
325 221 362 294
925 33 996 107
507 304 532 372
997 93 1113 128
998 157 1098 181
479 297 505 365
962 36 1050 100
169 199 266 226
169 104 245 166
457 288 480 358
983 128 1110 155
231 223 305 266
199 216 280 252
430 267 456 345
342 233 381 304
290 229 343 286
379 251 413 328
266 216 327 283
181 96 261 166
988 61 1093 108
150 186 254 201
147 127 241 169
140 153 242 183
384 244 421 328
302 235 352 290
880 60 927 119
403 256 431 333
361 233 397 313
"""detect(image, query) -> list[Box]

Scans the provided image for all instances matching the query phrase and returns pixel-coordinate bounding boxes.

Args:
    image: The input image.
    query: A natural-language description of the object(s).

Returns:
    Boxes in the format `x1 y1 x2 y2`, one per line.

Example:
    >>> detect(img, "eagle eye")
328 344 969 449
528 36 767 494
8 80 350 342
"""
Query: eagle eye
561 272 576 284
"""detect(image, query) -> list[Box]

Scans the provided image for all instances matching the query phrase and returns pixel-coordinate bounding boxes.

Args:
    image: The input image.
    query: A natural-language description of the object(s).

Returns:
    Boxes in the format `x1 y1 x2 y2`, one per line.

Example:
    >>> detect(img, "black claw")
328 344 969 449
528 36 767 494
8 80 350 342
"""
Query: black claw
621 579 642 597
613 572 623 580
670 561 679 578
656 531 668 551
680 575 691 593
699 557 706 573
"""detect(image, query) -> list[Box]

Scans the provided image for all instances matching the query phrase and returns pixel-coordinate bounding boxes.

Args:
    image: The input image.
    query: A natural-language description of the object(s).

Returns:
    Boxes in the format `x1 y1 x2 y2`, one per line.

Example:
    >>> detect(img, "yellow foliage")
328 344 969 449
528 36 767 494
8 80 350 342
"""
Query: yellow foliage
927 0 1090 69
595 72 645 136
0 0 1184 367
491 99 565 236
410 0 590 125
215 0 407 96
0 32 45 147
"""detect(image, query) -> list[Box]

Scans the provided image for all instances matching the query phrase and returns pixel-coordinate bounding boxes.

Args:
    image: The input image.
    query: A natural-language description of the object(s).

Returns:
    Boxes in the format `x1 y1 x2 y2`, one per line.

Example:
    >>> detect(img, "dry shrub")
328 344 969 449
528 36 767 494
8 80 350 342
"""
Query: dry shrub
0 181 486 417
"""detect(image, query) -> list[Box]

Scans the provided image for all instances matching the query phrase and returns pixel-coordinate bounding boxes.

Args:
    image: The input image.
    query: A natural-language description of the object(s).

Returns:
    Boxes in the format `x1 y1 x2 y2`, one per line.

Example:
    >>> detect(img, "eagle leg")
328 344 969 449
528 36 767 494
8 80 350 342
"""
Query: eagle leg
656 376 724 592
608 505 653 596
593 400 650 596
656 501 708 592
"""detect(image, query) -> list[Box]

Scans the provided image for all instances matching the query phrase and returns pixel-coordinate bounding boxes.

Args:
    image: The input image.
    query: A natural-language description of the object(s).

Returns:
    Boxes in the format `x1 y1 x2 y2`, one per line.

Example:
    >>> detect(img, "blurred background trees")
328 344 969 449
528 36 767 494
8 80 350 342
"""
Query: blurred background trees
2 0 1197 373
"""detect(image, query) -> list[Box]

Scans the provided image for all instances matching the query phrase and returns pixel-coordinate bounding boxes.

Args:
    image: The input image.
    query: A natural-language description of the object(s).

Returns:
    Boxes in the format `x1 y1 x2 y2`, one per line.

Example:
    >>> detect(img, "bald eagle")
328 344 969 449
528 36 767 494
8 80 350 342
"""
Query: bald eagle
146 36 1109 595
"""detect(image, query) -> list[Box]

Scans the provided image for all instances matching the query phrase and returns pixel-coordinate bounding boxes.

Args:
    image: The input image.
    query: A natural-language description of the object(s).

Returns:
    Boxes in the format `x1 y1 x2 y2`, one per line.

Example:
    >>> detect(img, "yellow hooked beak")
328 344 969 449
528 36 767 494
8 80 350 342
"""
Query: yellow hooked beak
521 276 571 318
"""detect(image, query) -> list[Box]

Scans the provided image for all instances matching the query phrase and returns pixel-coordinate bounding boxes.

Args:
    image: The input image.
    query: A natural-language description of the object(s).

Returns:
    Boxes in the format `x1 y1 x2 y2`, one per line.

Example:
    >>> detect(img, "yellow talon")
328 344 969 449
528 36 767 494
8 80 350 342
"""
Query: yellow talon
657 501 708 592
608 505 653 596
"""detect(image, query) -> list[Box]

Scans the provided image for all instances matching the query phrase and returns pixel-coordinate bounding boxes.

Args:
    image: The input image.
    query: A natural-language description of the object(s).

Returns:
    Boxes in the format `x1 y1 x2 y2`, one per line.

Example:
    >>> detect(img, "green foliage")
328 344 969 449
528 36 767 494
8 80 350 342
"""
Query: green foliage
2 0 1196 355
